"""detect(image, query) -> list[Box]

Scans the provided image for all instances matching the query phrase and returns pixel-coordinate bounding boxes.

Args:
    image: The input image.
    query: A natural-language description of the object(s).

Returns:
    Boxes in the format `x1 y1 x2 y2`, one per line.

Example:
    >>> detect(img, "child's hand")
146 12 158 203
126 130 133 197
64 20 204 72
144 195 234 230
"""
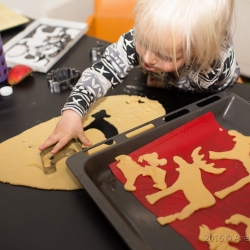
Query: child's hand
38 110 92 154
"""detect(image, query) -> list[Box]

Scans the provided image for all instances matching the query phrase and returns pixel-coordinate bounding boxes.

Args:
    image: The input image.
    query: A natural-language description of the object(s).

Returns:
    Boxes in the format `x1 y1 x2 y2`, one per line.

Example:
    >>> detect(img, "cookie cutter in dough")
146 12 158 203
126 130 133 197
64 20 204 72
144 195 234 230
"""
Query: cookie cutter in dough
40 138 82 174
46 67 81 93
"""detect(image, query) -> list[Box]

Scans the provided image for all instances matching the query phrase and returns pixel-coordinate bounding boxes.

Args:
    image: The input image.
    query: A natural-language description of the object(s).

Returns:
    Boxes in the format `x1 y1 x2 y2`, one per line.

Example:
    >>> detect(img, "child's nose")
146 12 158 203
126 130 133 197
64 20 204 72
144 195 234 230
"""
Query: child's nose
144 50 157 65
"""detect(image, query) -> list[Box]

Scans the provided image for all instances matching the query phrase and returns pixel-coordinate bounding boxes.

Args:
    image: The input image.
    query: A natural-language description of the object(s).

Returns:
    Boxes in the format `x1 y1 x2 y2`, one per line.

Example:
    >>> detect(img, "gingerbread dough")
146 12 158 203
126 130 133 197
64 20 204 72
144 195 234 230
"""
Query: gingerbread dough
226 214 250 239
199 214 250 249
145 147 226 225
0 119 105 190
209 130 250 199
199 224 240 250
82 95 165 134
115 153 167 191
0 95 165 190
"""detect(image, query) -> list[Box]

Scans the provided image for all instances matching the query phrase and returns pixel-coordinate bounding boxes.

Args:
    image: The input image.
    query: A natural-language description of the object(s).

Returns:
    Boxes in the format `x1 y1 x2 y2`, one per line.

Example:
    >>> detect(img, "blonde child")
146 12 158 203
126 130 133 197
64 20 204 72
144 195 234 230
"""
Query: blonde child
39 0 240 153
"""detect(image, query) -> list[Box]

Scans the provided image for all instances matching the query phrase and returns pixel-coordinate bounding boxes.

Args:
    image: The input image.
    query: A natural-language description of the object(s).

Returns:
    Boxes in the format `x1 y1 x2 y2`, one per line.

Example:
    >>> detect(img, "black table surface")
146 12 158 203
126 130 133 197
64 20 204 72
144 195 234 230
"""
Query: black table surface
1 22 250 250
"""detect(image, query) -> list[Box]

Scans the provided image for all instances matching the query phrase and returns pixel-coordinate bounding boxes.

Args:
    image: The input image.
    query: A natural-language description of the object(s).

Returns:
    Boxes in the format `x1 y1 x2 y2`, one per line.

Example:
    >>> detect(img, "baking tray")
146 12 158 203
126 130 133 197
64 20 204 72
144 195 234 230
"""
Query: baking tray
66 91 250 250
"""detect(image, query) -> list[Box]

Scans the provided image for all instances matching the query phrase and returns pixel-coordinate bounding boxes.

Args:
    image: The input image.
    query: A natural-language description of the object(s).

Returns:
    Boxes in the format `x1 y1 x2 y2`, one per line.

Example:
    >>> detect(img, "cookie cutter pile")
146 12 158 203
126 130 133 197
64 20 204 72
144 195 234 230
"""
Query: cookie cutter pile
47 67 81 93
89 41 109 62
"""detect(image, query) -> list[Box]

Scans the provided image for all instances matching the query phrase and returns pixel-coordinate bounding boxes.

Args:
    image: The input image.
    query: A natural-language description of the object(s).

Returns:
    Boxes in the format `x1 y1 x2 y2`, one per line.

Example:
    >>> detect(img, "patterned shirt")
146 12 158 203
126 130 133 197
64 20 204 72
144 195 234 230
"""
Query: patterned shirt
63 29 240 117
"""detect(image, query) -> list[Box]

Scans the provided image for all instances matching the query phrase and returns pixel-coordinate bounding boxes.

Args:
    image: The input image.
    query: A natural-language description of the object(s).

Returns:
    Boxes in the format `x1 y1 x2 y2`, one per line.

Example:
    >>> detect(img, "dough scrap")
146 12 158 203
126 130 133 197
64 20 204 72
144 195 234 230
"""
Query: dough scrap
209 130 250 199
145 147 226 225
115 153 167 191
0 95 165 190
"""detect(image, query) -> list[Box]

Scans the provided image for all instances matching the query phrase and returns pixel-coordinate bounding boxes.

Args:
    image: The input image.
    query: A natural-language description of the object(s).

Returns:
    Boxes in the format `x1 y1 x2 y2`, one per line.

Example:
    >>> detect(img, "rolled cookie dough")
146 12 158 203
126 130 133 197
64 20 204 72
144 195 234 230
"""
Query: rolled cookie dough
0 95 165 190
0 118 105 190
82 95 165 133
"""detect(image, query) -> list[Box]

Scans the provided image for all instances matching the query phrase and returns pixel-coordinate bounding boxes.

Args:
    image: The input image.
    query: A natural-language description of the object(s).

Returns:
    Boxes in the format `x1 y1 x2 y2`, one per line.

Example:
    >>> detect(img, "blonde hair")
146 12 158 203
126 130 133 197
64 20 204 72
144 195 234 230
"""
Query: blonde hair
134 0 235 74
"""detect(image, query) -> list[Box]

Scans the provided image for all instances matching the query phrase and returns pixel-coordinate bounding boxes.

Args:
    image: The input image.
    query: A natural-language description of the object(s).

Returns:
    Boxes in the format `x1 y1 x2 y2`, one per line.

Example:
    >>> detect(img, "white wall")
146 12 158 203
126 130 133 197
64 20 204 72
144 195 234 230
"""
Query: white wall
46 0 94 23
233 0 250 77
0 0 94 22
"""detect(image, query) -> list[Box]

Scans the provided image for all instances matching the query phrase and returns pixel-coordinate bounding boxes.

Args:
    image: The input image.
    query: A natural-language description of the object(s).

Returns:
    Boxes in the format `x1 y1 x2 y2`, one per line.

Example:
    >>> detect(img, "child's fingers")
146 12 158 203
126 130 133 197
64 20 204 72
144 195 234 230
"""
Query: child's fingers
50 136 72 154
78 132 92 146
39 135 58 151
39 133 69 153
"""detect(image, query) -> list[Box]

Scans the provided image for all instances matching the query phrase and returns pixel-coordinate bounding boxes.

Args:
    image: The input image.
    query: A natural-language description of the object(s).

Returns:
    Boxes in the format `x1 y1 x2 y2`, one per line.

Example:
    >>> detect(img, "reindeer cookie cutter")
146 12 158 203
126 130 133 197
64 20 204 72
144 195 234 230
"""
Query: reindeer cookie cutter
40 138 82 174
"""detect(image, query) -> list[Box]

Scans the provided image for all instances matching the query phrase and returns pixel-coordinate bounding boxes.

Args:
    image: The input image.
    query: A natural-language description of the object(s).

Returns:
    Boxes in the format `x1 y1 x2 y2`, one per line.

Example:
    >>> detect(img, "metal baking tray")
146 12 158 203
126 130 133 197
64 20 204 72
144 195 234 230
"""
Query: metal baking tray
66 91 250 250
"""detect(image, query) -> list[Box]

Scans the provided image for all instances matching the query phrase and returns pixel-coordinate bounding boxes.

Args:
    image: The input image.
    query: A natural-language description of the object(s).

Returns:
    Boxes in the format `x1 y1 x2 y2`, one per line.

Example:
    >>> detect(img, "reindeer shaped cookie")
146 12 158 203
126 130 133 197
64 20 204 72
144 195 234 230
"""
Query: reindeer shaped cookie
209 130 250 199
146 147 226 225
115 152 167 191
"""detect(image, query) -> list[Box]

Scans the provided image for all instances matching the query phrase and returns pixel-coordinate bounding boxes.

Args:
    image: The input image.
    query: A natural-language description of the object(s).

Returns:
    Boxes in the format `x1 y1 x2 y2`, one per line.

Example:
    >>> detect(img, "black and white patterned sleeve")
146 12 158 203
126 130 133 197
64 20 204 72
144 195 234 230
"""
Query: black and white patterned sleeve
62 29 139 117
176 42 240 93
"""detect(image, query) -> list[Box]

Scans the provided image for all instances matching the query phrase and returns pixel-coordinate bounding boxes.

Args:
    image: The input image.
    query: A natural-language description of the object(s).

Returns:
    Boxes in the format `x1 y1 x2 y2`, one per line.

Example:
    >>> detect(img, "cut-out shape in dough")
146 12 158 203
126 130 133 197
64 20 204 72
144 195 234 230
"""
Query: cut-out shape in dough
115 153 167 191
84 110 118 145
209 130 250 199
82 95 165 135
226 214 250 239
199 224 240 250
145 147 226 225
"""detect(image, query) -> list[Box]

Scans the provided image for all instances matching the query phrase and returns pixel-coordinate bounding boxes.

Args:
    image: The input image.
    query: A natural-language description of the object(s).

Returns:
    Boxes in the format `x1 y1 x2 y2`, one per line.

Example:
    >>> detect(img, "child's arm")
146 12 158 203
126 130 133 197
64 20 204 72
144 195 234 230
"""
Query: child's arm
63 28 139 118
39 29 139 153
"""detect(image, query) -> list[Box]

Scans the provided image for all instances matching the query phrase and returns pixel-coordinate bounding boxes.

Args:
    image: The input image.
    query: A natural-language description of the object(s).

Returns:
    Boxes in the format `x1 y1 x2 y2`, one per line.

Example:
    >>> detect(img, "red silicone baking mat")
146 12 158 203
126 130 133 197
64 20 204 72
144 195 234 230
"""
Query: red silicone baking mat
109 112 250 249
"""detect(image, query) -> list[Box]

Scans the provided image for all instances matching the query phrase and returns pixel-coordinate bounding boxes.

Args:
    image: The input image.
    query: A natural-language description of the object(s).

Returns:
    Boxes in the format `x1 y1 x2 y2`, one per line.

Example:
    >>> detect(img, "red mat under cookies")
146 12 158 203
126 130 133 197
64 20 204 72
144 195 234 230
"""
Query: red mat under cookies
109 112 250 250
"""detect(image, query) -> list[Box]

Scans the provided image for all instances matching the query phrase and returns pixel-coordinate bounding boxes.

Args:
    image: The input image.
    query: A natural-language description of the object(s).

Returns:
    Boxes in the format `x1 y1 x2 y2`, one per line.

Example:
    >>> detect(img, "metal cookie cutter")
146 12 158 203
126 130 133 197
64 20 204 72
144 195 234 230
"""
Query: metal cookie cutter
89 41 109 62
40 138 82 174
47 67 81 93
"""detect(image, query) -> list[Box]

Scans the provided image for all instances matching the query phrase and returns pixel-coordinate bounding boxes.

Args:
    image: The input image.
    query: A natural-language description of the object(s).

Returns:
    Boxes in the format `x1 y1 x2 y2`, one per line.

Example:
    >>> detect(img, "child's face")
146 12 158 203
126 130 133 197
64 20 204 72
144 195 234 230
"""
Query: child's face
136 36 186 73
